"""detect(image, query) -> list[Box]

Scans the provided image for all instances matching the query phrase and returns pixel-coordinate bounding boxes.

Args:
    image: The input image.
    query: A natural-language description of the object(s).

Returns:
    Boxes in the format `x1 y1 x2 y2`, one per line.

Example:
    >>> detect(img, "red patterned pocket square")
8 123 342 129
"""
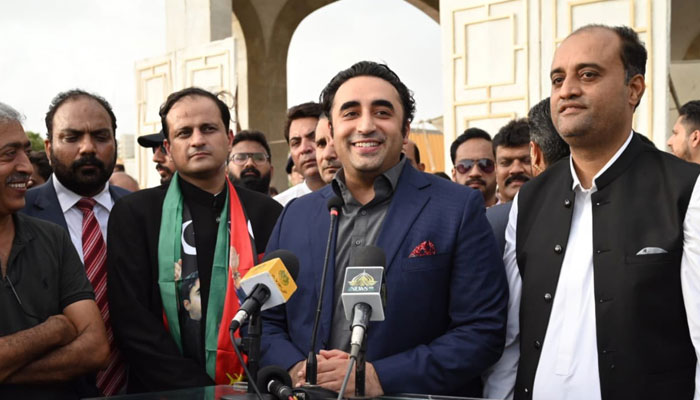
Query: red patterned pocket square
409 240 436 258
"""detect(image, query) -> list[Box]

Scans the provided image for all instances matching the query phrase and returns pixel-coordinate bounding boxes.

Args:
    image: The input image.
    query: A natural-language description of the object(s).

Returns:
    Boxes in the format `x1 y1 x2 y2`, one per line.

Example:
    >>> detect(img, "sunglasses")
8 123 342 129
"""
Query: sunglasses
151 143 167 154
455 158 495 174
230 152 270 165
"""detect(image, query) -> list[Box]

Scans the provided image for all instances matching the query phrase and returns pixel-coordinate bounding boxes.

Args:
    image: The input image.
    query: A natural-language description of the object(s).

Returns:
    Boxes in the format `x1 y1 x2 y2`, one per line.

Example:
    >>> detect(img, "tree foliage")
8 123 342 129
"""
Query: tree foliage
26 131 46 152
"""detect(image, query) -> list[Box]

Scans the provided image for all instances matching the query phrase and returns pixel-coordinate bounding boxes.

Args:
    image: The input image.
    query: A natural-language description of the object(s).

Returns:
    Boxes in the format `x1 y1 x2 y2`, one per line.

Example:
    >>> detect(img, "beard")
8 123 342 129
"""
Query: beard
230 166 271 194
51 152 116 197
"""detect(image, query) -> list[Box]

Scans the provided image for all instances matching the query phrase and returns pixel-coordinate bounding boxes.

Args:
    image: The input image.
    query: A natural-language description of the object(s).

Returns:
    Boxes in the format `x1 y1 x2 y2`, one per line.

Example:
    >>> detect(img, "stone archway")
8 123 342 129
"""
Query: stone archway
685 33 700 60
232 0 439 190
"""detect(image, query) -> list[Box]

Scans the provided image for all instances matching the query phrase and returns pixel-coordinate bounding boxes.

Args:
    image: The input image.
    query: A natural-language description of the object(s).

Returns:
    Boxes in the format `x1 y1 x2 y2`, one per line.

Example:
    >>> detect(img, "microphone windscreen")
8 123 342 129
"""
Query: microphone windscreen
350 245 386 268
256 365 293 392
327 196 344 211
263 249 300 280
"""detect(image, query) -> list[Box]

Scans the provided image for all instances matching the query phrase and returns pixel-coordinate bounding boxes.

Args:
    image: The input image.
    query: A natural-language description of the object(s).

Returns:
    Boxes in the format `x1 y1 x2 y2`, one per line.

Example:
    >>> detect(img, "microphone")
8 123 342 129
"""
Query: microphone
306 196 344 385
256 365 294 400
341 246 386 358
229 249 300 333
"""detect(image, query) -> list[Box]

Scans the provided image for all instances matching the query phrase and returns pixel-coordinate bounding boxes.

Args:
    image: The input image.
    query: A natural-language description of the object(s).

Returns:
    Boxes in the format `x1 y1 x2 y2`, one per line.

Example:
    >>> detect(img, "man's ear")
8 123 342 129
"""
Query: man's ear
451 167 457 182
689 129 700 149
44 138 52 165
227 129 234 151
628 74 646 108
530 141 545 176
164 138 171 155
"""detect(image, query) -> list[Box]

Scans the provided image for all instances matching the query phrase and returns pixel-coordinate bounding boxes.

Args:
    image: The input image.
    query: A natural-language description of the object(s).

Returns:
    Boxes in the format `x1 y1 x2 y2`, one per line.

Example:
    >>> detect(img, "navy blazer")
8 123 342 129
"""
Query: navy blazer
486 202 513 256
260 162 508 396
21 176 131 230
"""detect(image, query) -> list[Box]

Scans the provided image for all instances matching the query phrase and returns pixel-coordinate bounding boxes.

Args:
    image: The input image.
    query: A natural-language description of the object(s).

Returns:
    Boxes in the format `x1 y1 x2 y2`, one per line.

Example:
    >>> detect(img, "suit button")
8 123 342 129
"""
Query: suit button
524 388 529 393
544 293 552 302
610 364 615 369
563 199 571 207
554 245 562 254
534 340 541 349
354 240 362 246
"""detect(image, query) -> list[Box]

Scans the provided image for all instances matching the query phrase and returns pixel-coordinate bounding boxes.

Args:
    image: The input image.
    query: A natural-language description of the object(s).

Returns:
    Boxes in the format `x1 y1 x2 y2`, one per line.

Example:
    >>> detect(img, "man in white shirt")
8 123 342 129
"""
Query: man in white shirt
274 102 326 206
668 100 700 165
506 25 700 400
21 90 130 396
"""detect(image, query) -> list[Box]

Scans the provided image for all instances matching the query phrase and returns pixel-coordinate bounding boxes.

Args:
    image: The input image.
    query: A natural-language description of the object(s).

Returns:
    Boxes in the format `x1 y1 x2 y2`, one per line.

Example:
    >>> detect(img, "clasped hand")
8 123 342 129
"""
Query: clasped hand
289 349 383 397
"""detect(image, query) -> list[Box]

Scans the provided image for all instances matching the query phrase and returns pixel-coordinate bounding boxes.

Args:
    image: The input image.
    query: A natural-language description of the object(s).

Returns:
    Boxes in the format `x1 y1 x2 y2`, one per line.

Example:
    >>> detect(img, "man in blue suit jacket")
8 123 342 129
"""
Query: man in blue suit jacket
260 62 508 397
20 89 131 396
22 176 129 231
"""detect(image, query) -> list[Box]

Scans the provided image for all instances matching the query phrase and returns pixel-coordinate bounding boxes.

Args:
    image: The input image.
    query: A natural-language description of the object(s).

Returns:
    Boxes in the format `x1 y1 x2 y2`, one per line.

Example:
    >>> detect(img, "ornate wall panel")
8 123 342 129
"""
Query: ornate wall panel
442 0 669 170
134 37 236 188
441 0 529 169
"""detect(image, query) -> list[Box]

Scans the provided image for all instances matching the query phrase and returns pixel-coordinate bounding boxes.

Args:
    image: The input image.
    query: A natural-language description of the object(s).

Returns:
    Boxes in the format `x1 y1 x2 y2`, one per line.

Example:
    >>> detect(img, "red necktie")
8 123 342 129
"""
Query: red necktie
77 198 126 395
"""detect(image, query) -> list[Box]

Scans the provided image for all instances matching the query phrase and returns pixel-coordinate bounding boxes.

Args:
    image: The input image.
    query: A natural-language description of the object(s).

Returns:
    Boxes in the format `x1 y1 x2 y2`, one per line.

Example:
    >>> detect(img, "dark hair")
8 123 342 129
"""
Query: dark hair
45 89 117 141
285 156 294 174
449 127 492 165
493 118 530 152
284 102 322 144
159 87 231 139
528 98 570 166
319 61 416 134
433 171 450 180
679 100 700 132
29 151 52 181
573 25 647 83
233 130 272 158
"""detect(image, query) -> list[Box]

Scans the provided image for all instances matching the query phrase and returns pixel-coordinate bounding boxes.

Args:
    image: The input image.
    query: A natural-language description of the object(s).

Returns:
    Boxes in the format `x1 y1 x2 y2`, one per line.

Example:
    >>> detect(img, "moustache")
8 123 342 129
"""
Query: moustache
240 166 261 178
156 163 173 172
71 155 106 172
465 178 486 187
6 173 31 184
322 160 342 169
505 174 530 187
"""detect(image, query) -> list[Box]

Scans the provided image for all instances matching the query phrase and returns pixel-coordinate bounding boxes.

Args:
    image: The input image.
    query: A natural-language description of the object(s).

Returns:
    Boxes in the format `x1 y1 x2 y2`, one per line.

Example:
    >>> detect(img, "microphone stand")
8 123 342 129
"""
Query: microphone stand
355 332 367 397
306 200 341 384
243 311 262 393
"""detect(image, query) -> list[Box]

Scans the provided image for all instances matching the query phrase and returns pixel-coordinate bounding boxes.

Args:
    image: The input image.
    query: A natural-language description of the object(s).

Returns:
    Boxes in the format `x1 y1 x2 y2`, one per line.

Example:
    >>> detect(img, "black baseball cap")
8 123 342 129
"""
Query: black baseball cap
137 130 165 148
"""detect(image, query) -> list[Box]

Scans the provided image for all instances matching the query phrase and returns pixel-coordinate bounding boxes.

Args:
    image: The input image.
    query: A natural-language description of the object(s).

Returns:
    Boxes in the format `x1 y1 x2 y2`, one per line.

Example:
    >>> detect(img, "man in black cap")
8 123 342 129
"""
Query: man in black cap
137 130 175 184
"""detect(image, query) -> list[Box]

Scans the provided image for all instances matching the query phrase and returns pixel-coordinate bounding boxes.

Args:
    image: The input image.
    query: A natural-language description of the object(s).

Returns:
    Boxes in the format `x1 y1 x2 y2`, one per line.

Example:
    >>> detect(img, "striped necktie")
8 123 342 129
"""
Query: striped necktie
77 198 126 395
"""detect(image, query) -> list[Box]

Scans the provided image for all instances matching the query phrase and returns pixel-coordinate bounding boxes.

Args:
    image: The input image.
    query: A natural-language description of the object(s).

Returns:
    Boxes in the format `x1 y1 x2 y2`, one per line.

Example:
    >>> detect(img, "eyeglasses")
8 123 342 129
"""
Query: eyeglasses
151 143 167 155
230 152 270 165
455 158 495 174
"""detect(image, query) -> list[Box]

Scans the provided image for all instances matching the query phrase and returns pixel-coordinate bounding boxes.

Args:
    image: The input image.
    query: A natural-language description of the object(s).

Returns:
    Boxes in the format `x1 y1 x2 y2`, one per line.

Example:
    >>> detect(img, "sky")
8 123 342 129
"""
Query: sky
0 0 441 136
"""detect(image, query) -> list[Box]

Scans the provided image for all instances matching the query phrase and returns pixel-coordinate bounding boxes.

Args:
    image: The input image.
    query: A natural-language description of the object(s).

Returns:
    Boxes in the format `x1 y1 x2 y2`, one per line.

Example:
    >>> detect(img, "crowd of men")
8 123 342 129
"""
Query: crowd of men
1 24 700 400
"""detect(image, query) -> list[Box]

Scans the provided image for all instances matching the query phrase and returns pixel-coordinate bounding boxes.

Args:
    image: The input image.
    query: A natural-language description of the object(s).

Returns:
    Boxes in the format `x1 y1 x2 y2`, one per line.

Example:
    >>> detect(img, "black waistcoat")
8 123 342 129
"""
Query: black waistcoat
514 134 700 400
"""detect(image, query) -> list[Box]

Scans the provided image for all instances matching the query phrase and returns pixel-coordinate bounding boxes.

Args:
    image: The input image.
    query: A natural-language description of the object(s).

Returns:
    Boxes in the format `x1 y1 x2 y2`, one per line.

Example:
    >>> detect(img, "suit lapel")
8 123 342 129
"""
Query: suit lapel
376 163 430 273
32 177 69 230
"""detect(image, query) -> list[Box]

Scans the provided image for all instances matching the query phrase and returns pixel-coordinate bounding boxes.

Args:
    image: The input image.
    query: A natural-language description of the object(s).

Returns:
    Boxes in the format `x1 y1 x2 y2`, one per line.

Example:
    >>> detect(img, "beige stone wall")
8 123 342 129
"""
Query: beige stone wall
441 0 672 170
134 37 236 188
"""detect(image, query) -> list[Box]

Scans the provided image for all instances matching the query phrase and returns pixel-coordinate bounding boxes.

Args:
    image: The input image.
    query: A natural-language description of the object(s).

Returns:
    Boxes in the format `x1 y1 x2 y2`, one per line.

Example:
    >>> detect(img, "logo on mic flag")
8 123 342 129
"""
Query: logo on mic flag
342 266 385 321
240 257 298 310
348 270 378 292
